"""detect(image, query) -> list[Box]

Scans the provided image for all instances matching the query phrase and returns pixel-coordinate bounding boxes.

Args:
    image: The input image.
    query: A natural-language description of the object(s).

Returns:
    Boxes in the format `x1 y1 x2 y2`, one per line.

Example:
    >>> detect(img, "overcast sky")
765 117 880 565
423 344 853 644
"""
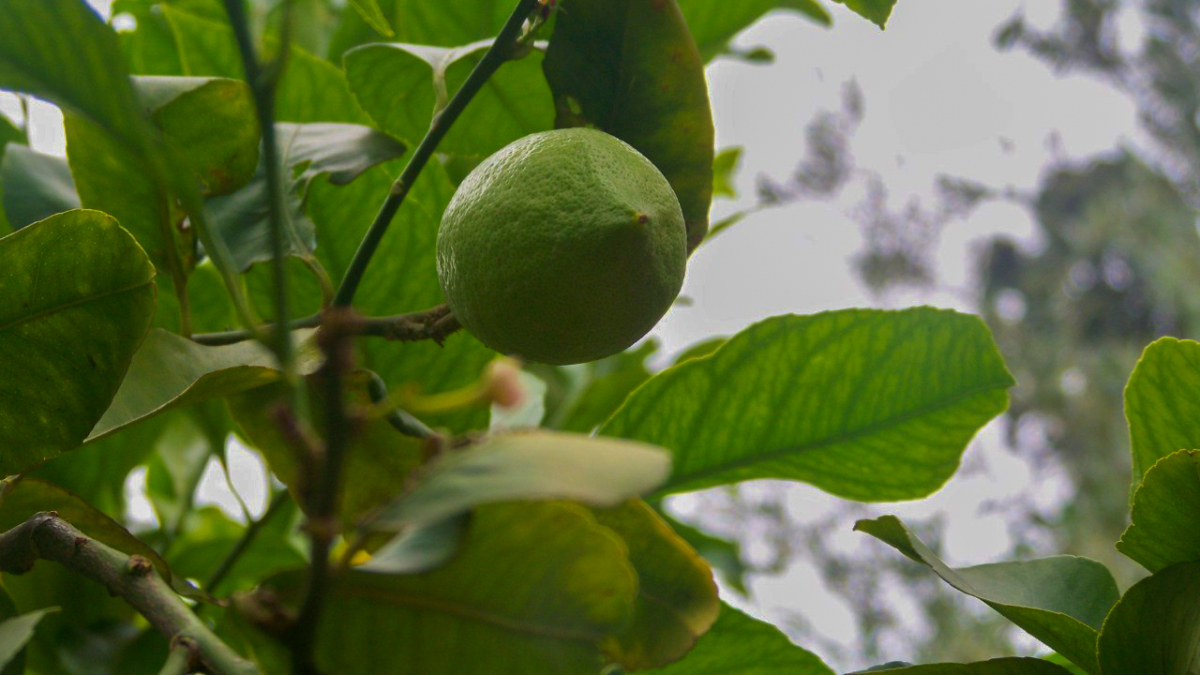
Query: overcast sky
2 0 1146 669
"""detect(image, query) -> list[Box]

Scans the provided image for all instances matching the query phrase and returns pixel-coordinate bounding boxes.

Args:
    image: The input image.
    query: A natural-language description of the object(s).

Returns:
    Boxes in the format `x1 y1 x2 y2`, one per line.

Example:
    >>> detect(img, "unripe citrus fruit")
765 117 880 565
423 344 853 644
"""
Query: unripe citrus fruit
436 128 687 365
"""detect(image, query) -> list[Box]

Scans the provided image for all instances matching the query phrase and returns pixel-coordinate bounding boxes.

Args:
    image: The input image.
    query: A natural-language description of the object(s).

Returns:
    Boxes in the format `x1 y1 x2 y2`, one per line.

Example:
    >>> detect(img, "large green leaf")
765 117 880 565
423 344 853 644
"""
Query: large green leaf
135 75 260 196
856 516 1119 675
113 0 186 76
65 114 190 273
678 1 831 61
368 430 670 530
1117 450 1200 572
0 210 156 476
1123 338 1200 498
344 40 553 156
0 0 149 152
1096 561 1200 675
68 76 259 275
207 122 406 271
850 659 1072 674
0 145 79 231
644 603 834 675
163 6 369 124
602 308 1015 501
592 501 719 669
87 328 320 443
254 502 639 675
544 0 715 251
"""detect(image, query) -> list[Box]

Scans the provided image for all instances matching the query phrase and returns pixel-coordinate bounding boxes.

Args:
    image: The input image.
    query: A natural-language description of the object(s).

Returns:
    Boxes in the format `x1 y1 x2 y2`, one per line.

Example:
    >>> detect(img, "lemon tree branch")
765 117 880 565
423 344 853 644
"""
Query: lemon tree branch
0 513 258 675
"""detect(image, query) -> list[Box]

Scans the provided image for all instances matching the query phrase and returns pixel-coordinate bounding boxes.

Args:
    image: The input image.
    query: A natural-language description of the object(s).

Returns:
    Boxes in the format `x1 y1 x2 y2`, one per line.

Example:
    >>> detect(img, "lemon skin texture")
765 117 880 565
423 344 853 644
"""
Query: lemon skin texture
436 128 687 365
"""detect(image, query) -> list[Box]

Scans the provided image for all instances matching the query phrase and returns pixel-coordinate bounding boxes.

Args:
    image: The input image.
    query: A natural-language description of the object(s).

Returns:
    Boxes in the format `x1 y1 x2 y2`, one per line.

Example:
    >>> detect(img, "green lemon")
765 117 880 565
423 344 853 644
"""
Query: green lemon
437 128 687 365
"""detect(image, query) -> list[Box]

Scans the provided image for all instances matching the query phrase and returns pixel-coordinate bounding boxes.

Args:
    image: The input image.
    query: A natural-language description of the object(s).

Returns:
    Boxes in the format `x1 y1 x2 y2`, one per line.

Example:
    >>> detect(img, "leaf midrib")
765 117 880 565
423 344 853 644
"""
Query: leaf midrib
660 377 1012 494
340 585 612 643
0 278 154 335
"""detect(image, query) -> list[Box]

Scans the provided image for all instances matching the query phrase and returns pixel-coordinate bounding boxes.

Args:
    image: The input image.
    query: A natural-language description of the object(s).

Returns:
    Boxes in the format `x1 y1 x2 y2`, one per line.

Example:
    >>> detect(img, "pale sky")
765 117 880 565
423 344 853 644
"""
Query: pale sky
2 0 1145 669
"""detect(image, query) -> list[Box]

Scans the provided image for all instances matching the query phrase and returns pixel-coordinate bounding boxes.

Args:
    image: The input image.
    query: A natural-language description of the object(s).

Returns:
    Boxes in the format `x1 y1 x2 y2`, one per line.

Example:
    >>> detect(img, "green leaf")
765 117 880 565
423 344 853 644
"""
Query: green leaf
1123 338 1200 499
64 113 189 273
0 145 80 231
592 501 719 669
848 659 1072 674
0 478 171 579
134 75 260 197
643 603 834 675
207 122 405 271
602 308 1015 500
328 0 516 57
544 0 716 251
344 40 553 156
230 373 425 525
349 0 394 38
662 513 749 595
88 328 320 443
677 1 832 62
163 6 370 124
1096 561 1200 675
0 210 156 477
0 609 54 672
1118 451 1200 572
255 502 639 675
0 0 150 152
368 430 671 531
832 0 897 28
856 515 1119 674
113 0 186 76
712 146 743 199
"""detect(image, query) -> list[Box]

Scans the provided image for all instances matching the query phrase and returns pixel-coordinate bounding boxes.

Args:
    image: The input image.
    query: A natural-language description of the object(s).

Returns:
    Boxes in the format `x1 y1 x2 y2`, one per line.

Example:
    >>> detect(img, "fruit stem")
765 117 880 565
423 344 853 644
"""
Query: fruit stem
331 0 543 309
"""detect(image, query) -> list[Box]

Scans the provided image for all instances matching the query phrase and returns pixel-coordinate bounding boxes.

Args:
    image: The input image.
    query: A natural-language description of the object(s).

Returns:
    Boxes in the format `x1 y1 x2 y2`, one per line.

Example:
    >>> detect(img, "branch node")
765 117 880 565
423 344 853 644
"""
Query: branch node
126 555 154 577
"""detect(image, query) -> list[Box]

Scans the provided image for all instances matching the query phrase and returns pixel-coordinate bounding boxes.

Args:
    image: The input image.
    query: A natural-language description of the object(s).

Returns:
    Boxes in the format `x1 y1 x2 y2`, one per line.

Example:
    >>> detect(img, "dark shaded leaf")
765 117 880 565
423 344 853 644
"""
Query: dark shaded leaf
1096 561 1200 675
0 146 79 231
544 0 715 251
857 515 1118 674
207 123 405 271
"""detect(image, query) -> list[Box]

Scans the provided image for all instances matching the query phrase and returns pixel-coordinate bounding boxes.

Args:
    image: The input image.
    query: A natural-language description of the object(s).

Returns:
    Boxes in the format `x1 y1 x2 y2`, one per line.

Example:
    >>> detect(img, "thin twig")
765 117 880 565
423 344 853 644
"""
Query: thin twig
189 305 461 346
365 371 436 439
0 513 258 675
206 491 292 593
286 311 359 675
331 0 542 308
156 637 199 675
223 0 297 382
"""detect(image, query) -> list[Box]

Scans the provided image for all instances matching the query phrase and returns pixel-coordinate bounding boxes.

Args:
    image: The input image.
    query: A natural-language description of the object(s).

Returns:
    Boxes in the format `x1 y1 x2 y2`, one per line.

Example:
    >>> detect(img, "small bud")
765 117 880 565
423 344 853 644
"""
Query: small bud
485 359 525 409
